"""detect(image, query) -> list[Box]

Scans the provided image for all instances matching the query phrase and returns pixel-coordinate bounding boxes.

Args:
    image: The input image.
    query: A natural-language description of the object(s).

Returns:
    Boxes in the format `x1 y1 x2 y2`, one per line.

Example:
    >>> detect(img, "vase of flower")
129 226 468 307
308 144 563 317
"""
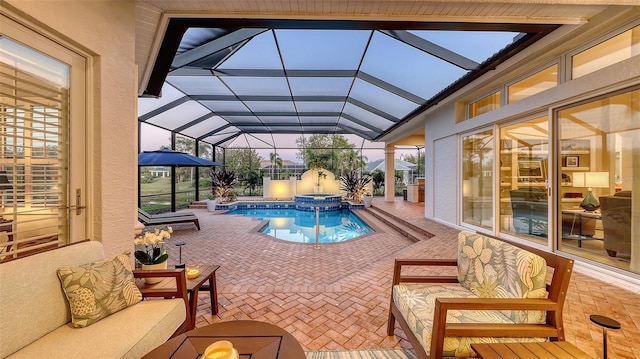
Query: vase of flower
134 226 172 284
141 261 168 284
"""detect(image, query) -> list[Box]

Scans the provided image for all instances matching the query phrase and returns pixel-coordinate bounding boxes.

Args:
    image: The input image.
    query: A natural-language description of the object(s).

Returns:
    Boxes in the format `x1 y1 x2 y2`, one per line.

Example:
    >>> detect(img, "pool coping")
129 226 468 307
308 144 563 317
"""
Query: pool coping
214 199 366 212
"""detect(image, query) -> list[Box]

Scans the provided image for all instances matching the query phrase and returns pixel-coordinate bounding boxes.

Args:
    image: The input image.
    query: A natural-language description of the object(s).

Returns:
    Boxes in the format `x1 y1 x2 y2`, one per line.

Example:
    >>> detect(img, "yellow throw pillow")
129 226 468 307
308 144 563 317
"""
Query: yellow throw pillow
57 253 142 328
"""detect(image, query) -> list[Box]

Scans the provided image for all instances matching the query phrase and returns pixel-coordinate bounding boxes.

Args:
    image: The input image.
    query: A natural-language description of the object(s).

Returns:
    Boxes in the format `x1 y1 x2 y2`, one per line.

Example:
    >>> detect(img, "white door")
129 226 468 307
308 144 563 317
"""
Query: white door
1 14 87 259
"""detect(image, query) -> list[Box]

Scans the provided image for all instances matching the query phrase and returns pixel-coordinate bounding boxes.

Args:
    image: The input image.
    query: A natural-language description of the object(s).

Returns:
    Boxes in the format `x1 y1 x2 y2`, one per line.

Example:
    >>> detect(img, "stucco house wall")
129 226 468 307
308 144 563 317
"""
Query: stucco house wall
420 8 640 231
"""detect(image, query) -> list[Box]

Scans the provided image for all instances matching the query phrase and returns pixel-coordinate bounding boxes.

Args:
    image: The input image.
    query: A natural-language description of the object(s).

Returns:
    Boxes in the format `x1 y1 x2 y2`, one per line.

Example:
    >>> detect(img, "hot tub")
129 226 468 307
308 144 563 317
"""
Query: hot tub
294 194 342 212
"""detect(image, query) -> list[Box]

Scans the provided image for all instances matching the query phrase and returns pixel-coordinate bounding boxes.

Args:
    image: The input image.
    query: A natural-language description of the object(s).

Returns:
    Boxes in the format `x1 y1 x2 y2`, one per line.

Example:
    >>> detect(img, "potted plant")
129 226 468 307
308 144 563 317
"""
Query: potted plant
206 194 218 212
210 169 238 203
363 192 372 208
340 171 372 204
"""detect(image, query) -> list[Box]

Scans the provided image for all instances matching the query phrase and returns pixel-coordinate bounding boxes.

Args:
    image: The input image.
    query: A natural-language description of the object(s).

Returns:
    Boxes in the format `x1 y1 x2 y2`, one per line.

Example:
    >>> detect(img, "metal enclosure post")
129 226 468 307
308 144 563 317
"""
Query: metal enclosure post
315 206 320 250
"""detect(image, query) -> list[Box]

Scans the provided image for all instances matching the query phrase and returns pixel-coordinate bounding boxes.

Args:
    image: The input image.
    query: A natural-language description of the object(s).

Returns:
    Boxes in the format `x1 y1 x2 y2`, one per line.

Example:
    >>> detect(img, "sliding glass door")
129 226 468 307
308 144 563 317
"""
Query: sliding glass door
498 116 549 245
556 88 639 274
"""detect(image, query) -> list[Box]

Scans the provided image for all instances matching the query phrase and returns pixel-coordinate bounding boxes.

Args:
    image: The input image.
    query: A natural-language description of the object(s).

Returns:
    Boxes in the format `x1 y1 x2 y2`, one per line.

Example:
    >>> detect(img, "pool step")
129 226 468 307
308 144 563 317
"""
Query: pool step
365 206 434 242
189 201 208 209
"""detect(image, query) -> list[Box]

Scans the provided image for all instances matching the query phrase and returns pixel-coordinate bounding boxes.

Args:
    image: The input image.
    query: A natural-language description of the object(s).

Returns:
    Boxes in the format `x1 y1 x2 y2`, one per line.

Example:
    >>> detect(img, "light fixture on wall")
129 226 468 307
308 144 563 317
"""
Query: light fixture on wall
573 172 609 212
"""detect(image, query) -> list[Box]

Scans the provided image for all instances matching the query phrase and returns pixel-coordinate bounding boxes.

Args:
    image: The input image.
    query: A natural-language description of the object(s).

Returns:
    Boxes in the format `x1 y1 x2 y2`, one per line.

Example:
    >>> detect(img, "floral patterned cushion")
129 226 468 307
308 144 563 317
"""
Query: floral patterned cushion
57 253 142 328
457 231 547 323
393 283 545 358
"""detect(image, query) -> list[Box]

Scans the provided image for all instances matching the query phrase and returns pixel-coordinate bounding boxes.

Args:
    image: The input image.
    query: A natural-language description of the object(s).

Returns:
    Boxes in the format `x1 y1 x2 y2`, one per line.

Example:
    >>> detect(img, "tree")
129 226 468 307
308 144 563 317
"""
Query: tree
174 136 212 158
243 169 263 196
223 148 263 177
222 148 264 196
402 152 424 175
371 169 385 196
295 134 361 176
269 152 283 179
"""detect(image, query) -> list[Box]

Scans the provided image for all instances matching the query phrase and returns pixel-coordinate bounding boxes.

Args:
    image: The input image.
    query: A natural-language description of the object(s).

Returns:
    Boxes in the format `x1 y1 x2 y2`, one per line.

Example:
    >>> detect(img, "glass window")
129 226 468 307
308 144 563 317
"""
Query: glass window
469 91 500 118
557 88 639 274
572 24 640 79
462 130 493 230
498 117 549 245
508 64 558 104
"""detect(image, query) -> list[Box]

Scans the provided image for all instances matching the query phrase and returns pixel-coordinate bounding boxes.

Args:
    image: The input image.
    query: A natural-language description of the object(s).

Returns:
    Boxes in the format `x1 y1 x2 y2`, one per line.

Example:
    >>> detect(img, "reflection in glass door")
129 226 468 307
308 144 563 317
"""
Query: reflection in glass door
498 117 549 245
557 88 639 274
462 130 493 230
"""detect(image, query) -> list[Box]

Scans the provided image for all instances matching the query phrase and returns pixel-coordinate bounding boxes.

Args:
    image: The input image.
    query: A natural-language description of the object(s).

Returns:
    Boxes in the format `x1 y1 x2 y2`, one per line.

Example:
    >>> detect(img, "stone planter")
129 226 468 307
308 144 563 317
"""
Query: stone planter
363 195 372 208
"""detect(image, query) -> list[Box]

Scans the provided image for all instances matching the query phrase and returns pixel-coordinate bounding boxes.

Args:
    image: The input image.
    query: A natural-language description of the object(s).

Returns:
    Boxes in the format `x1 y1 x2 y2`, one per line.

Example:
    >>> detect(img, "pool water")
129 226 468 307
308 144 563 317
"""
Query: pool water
226 208 374 243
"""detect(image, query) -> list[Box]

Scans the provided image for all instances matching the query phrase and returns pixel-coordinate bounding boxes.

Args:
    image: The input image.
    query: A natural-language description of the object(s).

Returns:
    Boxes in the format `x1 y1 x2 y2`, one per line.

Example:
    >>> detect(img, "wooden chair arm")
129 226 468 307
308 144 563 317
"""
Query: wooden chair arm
133 269 191 331
429 297 560 358
435 297 558 311
392 258 458 286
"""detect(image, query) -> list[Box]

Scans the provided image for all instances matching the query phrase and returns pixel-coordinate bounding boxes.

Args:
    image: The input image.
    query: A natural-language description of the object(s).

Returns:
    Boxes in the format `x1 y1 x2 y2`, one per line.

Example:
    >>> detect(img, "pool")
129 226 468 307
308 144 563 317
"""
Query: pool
226 208 374 243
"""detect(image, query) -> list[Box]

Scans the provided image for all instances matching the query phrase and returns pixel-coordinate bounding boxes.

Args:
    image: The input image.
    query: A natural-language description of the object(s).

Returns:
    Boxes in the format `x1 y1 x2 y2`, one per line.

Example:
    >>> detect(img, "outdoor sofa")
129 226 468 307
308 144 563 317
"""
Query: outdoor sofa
0 241 190 358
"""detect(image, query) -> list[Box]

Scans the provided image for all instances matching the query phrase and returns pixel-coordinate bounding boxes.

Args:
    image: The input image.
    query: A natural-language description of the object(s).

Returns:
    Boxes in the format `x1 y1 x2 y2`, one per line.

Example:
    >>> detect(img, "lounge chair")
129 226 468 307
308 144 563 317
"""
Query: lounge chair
138 208 200 230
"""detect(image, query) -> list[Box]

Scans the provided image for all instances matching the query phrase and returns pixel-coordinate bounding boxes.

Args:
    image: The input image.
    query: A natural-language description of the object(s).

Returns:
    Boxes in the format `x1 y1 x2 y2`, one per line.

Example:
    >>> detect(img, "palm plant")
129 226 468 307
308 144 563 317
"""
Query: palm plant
340 171 372 203
210 169 238 202
269 152 283 179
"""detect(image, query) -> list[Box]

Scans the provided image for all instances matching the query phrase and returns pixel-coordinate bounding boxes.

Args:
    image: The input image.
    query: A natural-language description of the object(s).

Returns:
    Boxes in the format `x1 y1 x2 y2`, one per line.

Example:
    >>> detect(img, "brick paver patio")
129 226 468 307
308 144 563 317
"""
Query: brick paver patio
161 198 640 358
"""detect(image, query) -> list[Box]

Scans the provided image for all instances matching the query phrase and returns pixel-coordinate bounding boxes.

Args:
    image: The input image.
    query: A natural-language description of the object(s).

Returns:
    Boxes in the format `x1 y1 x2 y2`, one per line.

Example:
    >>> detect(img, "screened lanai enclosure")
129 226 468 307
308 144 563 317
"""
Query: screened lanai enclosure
137 19 557 212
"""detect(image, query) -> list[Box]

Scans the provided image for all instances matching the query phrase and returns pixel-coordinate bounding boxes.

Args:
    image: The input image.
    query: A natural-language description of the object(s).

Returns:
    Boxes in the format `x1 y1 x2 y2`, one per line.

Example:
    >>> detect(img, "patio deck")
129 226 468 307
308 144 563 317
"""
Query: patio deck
162 197 640 358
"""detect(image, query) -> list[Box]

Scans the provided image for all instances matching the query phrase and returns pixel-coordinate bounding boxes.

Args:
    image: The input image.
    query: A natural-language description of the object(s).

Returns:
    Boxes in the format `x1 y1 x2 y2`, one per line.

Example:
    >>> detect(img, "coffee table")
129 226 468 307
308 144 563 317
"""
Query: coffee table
142 320 305 359
139 264 220 329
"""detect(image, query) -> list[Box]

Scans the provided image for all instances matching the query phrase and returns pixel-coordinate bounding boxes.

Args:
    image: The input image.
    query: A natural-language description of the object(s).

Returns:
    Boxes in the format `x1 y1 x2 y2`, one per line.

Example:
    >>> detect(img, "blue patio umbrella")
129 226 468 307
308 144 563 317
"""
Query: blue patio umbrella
138 149 222 213
138 149 222 167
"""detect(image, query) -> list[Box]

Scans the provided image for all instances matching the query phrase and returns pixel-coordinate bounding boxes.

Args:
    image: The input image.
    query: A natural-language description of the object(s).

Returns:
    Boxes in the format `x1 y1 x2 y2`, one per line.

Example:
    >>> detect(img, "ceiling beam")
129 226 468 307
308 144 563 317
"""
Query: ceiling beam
171 28 268 69
138 96 190 121
192 95 348 102
212 69 357 77
174 113 216 132
346 98 399 123
379 30 479 70
341 113 386 133
357 71 425 104
212 132 242 147
336 123 376 140
196 123 233 140
219 111 341 117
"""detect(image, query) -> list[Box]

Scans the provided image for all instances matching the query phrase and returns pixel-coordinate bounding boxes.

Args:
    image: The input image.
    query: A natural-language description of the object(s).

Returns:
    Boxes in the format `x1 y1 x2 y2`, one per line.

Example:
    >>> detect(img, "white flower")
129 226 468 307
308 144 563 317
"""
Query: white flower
133 226 171 265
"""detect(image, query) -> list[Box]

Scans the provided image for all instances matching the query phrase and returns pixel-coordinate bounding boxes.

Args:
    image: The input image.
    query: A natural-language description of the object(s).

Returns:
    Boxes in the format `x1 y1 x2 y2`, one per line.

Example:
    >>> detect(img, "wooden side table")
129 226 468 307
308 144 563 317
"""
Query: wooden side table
139 264 220 330
472 342 591 358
